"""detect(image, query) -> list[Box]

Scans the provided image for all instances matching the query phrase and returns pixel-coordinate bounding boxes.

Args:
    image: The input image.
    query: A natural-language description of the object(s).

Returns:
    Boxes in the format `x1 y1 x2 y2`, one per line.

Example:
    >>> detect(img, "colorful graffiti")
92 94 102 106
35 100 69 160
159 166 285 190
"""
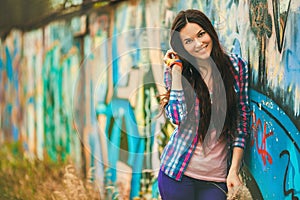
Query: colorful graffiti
247 90 300 199
0 0 299 199
250 110 274 167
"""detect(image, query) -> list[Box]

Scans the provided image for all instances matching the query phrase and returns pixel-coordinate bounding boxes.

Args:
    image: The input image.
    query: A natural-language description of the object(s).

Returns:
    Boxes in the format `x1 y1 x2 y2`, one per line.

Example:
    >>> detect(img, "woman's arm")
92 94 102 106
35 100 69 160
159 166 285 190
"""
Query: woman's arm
164 65 188 125
227 54 250 194
163 50 188 125
170 65 183 90
227 147 244 189
232 55 250 148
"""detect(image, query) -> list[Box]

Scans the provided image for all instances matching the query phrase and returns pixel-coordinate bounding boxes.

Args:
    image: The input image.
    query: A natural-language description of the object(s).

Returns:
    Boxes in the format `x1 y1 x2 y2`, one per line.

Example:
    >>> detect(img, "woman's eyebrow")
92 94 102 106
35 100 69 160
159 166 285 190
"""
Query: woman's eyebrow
183 37 192 41
197 29 205 34
185 29 204 38
182 29 204 41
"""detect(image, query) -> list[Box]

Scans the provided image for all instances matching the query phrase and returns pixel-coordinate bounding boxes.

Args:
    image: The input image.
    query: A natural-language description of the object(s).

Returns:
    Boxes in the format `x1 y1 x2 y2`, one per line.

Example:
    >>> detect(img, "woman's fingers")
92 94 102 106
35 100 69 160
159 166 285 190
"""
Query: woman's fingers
164 50 178 60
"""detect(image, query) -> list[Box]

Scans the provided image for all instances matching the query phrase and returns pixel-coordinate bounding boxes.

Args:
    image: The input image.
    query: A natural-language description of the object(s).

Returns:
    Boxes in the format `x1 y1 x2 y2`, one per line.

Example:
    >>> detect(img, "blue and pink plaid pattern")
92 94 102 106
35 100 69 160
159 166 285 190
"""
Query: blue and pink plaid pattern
160 54 250 181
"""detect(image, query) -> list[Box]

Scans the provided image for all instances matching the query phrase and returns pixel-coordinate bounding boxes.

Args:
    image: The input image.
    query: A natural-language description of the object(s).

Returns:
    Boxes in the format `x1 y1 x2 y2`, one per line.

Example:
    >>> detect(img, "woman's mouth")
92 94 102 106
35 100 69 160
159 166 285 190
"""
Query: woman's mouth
195 44 208 53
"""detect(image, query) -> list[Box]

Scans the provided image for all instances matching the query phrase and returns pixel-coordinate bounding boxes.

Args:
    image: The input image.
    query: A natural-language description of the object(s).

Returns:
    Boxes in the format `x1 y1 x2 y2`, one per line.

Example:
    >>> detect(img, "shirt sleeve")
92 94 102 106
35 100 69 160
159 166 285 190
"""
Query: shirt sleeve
232 55 251 149
163 66 188 125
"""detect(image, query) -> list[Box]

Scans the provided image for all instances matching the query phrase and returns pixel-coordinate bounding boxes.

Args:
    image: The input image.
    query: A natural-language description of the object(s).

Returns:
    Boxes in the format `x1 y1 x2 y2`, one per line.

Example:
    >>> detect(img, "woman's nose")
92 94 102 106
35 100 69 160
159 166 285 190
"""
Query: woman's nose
194 38 202 47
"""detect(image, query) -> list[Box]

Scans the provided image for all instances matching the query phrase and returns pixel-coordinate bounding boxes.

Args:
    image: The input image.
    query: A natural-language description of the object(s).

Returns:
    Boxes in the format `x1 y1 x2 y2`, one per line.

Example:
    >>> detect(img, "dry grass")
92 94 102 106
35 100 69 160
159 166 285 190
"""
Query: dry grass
227 184 253 200
0 142 100 200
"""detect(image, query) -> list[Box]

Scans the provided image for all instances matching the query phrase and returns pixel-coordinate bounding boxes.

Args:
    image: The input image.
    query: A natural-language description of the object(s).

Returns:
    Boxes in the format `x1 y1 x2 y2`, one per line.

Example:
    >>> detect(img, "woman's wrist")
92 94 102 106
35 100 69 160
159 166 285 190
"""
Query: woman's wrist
171 66 183 90
229 147 244 174
228 167 240 175
172 65 182 73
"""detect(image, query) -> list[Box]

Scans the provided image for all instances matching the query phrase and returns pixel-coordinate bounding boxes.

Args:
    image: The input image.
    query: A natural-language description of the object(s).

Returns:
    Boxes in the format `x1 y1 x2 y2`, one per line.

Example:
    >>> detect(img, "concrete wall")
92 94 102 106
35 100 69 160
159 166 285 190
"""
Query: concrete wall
0 0 299 199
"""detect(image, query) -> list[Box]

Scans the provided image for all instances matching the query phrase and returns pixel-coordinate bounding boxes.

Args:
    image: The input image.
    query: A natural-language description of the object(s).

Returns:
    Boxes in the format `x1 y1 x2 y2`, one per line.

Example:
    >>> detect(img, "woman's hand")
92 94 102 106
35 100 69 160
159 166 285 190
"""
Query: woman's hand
227 147 244 198
163 49 182 70
164 50 183 90
227 169 243 198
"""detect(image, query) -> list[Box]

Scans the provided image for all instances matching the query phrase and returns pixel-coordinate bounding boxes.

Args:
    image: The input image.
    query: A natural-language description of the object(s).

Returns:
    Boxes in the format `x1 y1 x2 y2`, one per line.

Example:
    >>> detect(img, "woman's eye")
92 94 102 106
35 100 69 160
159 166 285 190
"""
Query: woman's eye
185 39 193 44
198 31 206 37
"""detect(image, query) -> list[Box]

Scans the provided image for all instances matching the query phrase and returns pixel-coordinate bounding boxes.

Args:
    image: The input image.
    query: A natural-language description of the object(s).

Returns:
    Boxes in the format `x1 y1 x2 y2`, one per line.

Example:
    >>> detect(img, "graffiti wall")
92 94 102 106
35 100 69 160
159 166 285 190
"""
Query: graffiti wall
0 0 299 199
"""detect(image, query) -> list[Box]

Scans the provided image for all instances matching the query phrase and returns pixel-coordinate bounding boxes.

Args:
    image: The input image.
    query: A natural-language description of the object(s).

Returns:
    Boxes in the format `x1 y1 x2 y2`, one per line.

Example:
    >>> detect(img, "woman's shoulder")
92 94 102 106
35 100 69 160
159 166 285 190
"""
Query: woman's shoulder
228 53 248 67
227 53 248 75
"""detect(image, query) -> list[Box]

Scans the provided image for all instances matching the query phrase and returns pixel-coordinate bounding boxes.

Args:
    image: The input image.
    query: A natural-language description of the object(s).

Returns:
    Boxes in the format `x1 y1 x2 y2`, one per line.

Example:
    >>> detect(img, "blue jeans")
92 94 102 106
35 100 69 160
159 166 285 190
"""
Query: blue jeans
158 170 227 200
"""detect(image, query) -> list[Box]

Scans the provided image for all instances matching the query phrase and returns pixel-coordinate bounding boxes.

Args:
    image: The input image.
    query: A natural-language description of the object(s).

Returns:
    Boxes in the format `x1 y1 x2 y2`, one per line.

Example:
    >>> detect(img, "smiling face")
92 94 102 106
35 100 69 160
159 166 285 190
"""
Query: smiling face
180 23 213 60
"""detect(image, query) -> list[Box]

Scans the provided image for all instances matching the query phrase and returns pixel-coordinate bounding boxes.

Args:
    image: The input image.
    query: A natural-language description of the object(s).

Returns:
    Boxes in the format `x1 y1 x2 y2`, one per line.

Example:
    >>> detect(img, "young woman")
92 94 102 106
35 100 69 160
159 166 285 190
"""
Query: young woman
158 9 250 200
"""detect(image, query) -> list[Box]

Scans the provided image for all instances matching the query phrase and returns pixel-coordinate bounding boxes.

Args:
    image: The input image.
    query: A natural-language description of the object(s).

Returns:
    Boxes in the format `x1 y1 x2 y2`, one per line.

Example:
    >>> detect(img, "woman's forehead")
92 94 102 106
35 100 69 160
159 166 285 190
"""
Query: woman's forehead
180 23 204 38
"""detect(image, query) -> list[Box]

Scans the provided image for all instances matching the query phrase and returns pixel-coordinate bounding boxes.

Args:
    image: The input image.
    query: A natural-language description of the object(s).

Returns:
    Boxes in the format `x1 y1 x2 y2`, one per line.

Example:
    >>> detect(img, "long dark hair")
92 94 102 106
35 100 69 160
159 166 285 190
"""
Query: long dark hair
162 9 238 141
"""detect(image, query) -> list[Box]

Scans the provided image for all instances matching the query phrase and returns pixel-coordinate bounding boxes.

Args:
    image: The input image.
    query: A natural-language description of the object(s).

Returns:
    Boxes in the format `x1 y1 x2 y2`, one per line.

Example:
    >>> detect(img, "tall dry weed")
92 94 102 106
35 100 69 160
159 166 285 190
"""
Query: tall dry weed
0 142 100 200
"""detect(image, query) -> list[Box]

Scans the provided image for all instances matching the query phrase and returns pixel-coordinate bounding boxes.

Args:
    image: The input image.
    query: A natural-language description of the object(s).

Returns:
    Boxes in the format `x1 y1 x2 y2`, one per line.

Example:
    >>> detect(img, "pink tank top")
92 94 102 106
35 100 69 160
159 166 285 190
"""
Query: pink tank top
184 129 228 182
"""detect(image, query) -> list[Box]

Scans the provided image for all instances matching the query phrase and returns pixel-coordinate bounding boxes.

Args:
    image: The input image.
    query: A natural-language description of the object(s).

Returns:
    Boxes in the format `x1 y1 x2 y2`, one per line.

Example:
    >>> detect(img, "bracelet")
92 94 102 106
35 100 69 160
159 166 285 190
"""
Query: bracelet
165 58 182 68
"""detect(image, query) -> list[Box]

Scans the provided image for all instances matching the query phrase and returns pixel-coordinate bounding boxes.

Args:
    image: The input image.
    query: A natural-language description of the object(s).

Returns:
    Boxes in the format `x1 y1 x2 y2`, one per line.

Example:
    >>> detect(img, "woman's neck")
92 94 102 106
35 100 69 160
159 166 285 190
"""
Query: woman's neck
198 59 213 91
197 58 213 74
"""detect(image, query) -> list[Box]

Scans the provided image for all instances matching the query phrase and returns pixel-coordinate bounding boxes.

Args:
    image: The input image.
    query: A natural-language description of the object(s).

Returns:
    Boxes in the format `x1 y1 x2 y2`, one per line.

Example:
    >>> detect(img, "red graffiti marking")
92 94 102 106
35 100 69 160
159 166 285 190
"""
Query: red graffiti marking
251 111 274 166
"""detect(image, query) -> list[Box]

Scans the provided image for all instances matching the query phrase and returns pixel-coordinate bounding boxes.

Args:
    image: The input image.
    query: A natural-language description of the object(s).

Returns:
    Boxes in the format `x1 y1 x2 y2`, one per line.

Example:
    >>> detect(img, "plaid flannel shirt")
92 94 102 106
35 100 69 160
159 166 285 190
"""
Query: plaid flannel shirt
160 54 250 181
